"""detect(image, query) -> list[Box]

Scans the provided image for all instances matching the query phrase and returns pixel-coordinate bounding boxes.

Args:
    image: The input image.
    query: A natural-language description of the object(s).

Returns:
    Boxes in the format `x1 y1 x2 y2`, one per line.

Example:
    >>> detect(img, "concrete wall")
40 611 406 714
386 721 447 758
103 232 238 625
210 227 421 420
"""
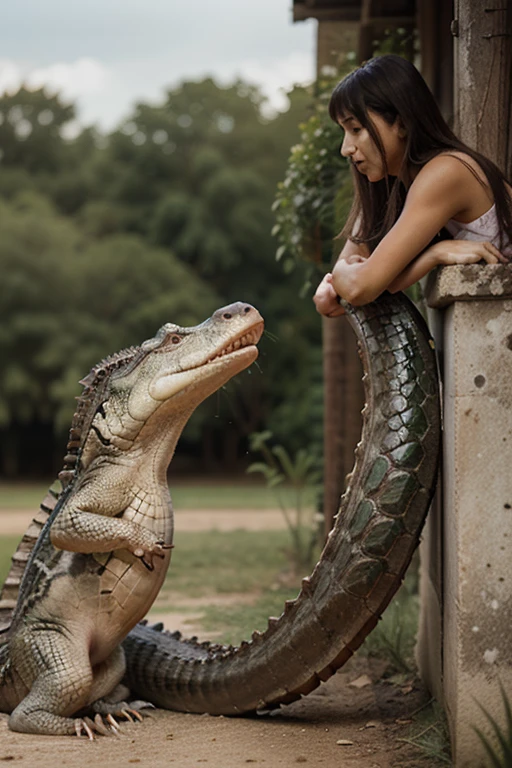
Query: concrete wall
418 265 512 767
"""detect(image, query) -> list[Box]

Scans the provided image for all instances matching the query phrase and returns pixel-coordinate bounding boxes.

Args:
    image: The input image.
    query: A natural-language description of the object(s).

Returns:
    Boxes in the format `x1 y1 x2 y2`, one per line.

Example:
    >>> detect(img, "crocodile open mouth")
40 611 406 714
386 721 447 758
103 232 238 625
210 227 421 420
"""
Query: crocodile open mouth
207 322 264 363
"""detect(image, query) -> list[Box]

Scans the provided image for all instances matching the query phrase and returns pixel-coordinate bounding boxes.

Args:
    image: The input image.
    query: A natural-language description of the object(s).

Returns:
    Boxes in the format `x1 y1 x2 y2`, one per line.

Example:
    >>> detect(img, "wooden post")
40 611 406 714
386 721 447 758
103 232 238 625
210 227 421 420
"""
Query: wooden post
454 0 512 177
314 19 365 535
322 315 364 535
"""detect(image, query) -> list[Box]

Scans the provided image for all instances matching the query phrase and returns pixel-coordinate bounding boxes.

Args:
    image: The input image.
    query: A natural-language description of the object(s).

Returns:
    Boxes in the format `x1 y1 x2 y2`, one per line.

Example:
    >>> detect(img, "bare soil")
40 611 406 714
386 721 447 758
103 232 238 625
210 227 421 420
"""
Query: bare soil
0 509 436 767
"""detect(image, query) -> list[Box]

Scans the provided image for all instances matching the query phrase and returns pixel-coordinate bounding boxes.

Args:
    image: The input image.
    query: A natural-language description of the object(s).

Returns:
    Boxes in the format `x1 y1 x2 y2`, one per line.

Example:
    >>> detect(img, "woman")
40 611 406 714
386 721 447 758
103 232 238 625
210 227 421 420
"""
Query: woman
314 54 512 317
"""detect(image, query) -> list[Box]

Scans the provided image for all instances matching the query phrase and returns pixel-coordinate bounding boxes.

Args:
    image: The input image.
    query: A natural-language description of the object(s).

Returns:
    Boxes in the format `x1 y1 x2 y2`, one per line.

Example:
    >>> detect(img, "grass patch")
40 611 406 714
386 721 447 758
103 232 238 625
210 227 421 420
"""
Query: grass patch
200 588 295 645
0 536 18 585
0 481 317 511
0 527 302 649
361 560 420 674
474 682 512 768
160 529 297 598
399 699 452 765
0 528 298 603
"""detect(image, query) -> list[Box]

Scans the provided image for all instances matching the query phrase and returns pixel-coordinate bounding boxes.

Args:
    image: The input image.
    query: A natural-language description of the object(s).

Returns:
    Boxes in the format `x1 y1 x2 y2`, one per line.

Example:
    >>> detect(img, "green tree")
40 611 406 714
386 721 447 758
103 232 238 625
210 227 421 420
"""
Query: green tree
0 87 75 174
0 77 324 475
0 193 220 475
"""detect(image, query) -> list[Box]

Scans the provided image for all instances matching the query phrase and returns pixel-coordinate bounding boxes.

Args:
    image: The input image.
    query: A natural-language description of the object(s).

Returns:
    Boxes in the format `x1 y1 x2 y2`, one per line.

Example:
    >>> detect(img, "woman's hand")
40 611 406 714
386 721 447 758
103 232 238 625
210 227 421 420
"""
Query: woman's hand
330 252 368 305
313 273 345 317
429 239 507 266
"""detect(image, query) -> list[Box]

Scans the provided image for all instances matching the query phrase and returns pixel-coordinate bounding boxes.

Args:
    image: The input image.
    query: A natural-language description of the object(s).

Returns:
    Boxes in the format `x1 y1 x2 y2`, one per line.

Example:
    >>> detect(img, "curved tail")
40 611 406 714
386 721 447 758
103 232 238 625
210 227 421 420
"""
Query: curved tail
123 291 441 714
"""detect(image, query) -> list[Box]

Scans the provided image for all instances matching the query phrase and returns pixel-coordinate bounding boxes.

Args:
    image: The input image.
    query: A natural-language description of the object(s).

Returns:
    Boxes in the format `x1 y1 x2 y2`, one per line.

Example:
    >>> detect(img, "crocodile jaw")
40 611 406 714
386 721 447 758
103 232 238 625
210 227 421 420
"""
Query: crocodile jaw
150 324 262 401
150 345 258 401
125 306 264 422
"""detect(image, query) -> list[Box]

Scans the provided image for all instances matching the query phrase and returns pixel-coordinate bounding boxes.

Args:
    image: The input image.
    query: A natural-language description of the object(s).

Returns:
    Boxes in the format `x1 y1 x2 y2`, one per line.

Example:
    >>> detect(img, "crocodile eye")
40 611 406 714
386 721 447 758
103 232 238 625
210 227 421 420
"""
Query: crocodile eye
171 335 181 344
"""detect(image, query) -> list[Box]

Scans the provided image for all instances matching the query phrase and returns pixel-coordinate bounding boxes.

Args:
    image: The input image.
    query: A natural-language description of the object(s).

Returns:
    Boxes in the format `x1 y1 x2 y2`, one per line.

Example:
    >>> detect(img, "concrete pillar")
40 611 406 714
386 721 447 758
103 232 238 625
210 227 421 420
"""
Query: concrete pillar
419 264 512 767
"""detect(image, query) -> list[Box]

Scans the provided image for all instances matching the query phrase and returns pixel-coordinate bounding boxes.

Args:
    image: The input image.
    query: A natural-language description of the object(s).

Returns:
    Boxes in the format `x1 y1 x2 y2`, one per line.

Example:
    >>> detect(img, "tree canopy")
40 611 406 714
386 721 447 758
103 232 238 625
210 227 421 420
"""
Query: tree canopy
0 78 323 477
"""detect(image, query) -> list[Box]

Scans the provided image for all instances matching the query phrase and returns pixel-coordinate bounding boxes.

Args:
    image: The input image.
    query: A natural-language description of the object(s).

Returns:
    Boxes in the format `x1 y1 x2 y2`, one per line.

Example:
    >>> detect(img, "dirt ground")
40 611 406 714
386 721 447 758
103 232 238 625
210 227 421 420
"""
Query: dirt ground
0 509 439 768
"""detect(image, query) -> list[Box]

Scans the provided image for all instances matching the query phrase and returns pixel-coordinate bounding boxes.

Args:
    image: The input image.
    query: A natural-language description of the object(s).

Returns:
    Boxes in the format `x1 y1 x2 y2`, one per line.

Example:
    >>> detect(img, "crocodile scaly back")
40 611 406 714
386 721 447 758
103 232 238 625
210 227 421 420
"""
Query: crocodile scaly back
123 291 441 713
0 345 142 634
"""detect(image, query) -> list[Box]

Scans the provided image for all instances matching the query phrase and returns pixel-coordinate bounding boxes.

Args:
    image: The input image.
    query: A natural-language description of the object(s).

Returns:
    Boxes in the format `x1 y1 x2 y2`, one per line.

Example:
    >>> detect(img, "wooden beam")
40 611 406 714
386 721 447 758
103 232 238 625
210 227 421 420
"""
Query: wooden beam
294 5 361 22
293 0 415 24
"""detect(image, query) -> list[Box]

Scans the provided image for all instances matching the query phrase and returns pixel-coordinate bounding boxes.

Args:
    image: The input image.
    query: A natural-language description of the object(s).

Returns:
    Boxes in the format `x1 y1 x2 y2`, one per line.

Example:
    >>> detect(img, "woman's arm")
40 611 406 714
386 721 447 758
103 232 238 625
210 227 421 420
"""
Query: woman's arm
313 238 370 317
330 155 496 305
387 239 505 293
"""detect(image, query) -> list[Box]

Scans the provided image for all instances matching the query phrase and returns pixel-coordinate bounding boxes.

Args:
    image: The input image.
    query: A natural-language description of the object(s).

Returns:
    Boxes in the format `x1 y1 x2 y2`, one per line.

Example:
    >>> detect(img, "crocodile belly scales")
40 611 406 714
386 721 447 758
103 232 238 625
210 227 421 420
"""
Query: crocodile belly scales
122 291 441 714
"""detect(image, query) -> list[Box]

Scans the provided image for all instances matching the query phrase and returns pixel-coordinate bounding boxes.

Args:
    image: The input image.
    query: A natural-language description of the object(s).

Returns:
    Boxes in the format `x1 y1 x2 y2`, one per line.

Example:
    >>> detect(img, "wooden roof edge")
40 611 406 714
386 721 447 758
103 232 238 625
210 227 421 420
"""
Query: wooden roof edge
293 3 361 22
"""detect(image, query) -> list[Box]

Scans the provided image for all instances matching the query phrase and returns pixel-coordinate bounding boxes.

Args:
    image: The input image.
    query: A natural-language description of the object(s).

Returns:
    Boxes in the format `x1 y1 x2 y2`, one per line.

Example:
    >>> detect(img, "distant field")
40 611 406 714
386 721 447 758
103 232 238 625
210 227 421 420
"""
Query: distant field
0 529 299 645
0 481 317 512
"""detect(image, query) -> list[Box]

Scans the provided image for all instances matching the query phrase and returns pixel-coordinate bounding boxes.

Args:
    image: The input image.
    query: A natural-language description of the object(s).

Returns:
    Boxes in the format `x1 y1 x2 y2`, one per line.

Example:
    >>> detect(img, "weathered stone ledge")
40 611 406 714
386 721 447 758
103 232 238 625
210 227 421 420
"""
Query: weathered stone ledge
425 264 512 308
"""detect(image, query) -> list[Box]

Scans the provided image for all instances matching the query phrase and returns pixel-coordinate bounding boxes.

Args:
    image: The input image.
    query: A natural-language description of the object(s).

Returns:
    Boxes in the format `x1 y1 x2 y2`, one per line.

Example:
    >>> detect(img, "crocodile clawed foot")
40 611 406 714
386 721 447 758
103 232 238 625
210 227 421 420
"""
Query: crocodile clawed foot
91 696 154 728
109 701 154 723
74 714 119 740
134 541 173 571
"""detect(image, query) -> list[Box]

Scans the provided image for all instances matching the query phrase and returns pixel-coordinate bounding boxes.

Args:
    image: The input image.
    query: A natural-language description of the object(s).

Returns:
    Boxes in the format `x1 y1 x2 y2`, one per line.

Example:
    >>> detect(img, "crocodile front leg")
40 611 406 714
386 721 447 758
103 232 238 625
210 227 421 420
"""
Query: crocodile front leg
51 506 171 571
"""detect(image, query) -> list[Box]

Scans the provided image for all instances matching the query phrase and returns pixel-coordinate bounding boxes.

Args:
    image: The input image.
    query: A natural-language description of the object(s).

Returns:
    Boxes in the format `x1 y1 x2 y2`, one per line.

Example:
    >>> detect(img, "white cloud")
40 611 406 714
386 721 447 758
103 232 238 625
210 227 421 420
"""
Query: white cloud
0 57 111 109
0 60 25 94
0 57 114 135
215 52 315 114
25 58 110 98
0 50 315 132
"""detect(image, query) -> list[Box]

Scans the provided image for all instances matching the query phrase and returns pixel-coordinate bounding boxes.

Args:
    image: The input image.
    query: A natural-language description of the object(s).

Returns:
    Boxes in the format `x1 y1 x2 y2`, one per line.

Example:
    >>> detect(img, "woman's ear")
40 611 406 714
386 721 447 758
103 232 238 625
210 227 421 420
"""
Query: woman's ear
396 118 407 139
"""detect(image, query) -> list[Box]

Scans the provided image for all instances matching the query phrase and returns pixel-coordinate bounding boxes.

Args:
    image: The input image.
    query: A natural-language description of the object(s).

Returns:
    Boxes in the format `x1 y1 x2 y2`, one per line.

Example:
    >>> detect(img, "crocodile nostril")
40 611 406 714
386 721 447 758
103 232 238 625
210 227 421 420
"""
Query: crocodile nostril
243 306 251 313
223 313 232 320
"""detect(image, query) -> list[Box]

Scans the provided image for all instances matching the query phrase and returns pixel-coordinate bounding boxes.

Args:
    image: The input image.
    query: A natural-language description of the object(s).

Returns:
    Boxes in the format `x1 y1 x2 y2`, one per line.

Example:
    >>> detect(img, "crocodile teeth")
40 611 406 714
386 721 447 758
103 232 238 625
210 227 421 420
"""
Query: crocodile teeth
207 329 259 363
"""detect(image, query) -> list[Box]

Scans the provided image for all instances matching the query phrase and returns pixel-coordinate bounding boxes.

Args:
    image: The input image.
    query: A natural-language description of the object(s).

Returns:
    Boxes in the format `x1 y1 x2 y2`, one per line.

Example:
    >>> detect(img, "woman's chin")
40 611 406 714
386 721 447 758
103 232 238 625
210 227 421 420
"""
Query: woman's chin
366 170 385 183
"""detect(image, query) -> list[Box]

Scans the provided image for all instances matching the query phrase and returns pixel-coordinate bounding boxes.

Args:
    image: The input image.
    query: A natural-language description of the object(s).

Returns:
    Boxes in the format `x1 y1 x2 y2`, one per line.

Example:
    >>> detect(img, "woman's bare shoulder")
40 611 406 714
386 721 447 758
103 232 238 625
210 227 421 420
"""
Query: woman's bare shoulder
407 154 473 204
416 151 487 182
409 152 493 219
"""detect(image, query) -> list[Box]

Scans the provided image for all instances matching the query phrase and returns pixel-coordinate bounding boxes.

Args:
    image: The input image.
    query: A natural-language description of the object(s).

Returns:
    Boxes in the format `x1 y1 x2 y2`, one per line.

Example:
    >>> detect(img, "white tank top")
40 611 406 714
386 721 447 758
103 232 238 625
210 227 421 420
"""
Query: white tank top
445 204 512 258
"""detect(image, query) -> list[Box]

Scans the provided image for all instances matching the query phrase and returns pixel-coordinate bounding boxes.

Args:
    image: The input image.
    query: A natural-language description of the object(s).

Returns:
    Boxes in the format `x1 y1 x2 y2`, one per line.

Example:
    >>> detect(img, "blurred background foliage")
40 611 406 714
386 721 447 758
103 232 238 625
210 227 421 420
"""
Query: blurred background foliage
0 77 329 478
272 62 354 294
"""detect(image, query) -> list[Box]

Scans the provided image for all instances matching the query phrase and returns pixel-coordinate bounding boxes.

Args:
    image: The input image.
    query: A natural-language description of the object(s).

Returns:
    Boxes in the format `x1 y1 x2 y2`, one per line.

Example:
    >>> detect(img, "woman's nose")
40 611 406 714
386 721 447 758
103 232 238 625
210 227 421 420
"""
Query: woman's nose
341 135 355 157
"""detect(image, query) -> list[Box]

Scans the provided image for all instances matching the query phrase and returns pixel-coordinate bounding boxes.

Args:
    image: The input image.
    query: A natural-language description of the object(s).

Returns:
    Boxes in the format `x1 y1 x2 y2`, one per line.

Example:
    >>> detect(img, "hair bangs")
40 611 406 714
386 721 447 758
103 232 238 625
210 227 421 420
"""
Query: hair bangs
328 69 370 127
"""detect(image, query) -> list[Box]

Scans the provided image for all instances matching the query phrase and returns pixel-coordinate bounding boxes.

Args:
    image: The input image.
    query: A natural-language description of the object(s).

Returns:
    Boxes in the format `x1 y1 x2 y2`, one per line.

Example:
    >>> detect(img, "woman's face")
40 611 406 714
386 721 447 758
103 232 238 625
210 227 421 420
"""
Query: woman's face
339 110 406 182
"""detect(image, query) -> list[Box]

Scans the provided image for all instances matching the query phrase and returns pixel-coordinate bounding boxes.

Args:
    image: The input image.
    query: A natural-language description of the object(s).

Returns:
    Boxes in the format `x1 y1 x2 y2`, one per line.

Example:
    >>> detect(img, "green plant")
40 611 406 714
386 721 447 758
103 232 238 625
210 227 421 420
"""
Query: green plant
474 682 512 767
399 699 452 765
247 430 322 571
272 65 354 293
362 564 419 673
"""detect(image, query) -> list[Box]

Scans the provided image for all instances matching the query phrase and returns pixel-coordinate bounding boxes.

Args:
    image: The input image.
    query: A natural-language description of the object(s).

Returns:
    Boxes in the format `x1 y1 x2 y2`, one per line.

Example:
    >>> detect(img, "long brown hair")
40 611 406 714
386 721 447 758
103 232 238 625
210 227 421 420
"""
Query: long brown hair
329 54 512 257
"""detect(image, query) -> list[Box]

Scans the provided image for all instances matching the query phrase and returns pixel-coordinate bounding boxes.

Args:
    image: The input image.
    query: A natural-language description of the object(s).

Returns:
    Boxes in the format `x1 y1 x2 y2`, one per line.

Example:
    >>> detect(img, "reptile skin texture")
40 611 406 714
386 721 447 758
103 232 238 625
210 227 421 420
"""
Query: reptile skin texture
122 291 441 714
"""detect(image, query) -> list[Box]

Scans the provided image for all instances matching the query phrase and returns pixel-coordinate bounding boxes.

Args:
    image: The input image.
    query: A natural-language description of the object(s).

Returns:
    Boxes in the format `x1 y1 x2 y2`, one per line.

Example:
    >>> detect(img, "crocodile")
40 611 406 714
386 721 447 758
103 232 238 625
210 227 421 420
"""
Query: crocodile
0 302 264 736
0 290 440 732
121 290 441 714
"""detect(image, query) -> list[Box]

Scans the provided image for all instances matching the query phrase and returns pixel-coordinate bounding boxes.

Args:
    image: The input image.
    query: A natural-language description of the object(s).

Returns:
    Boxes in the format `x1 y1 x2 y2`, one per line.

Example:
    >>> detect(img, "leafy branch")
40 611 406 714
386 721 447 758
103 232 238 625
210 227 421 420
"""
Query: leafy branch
247 430 322 571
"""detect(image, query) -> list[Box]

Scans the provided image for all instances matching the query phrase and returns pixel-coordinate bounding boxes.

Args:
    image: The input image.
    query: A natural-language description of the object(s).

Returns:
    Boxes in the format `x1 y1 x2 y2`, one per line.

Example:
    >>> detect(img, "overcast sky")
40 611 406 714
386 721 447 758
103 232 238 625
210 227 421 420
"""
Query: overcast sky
0 0 316 131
